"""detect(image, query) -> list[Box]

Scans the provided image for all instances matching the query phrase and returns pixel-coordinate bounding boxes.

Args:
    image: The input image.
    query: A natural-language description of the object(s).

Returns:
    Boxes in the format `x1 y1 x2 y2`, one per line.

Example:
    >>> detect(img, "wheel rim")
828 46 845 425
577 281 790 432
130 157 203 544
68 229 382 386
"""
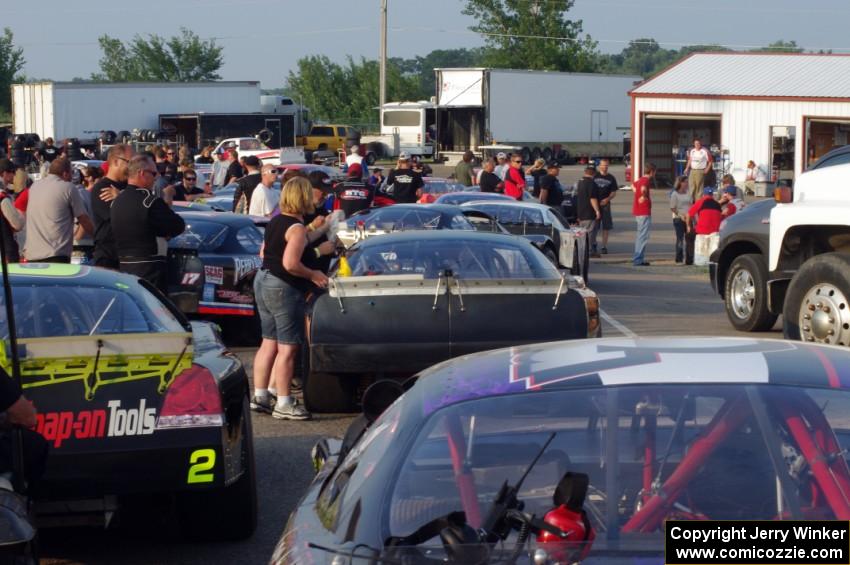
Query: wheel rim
729 268 756 320
798 283 850 346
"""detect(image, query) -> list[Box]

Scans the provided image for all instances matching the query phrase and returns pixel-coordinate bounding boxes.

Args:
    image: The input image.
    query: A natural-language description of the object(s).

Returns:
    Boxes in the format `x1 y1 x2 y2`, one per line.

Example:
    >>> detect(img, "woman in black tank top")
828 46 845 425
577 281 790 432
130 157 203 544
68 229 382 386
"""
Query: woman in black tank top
251 177 332 421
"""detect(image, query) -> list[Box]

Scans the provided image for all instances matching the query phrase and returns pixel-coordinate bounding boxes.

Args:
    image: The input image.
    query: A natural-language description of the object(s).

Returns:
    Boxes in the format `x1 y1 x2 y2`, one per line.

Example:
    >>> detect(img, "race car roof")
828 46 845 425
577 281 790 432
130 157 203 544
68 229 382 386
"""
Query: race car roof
461 200 554 212
349 227 522 247
414 337 850 415
3 263 141 287
175 209 258 227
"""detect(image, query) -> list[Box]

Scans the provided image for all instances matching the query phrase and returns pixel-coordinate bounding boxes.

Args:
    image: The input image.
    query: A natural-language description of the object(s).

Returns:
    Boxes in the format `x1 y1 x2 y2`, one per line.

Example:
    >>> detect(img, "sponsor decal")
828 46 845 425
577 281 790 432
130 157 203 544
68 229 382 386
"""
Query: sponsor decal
181 272 202 285
35 399 156 448
204 265 224 285
203 283 216 302
216 289 254 304
233 256 262 283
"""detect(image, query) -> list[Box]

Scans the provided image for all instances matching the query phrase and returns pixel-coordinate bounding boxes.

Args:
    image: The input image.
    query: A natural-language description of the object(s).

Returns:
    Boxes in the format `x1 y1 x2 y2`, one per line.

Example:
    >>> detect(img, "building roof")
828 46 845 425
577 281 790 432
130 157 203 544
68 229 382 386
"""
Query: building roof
631 53 850 99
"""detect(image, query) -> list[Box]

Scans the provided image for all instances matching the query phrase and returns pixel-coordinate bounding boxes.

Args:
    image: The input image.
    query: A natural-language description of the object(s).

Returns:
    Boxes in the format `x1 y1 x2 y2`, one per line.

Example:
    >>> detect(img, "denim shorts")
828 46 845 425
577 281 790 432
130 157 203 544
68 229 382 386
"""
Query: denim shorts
253 269 306 344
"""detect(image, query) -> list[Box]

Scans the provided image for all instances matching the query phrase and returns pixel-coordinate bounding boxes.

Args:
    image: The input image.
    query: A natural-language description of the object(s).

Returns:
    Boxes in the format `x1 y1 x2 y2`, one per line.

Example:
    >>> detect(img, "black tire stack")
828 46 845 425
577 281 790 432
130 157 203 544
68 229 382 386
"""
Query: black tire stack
64 138 84 161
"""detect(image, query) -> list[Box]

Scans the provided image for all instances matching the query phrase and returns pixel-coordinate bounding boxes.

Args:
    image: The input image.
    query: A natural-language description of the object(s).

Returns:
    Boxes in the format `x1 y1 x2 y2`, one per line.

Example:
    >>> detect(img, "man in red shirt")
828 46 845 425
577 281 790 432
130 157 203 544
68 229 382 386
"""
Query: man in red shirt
632 163 656 266
687 187 723 235
504 154 526 200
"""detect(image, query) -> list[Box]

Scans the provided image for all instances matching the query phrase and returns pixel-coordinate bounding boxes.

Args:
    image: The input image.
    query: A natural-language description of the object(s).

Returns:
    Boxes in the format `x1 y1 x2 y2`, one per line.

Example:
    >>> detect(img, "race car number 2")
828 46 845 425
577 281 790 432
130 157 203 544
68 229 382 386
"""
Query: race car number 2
187 448 216 484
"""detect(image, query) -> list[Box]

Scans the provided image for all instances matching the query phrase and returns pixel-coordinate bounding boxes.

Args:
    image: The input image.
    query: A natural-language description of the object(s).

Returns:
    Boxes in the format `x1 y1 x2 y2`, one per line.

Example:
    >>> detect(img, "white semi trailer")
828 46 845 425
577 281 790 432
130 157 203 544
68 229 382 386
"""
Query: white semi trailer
434 68 641 164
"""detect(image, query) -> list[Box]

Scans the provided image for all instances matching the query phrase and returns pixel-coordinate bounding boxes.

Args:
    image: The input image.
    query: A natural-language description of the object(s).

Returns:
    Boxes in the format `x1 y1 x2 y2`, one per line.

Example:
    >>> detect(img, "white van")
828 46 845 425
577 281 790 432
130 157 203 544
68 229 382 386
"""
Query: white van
360 101 436 164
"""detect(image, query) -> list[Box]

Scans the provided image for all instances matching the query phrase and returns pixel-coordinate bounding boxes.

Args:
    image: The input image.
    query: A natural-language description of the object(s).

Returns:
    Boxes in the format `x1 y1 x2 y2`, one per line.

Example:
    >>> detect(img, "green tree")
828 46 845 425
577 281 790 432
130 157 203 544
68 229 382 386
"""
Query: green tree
0 28 25 116
93 28 223 82
753 39 803 53
462 0 597 72
286 56 420 127
599 38 678 77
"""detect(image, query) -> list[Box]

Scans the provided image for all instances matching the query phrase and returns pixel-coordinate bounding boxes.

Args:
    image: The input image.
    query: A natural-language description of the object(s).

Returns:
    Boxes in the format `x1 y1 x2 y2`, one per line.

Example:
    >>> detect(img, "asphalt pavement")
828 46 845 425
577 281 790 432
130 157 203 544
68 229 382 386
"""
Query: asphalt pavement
39 164 780 564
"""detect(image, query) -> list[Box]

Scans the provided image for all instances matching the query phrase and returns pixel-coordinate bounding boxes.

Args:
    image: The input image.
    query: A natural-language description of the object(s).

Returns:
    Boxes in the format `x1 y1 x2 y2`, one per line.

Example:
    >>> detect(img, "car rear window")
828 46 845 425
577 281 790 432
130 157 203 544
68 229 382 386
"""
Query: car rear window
346 208 471 232
1 284 186 338
311 126 334 136
341 237 558 279
169 221 229 252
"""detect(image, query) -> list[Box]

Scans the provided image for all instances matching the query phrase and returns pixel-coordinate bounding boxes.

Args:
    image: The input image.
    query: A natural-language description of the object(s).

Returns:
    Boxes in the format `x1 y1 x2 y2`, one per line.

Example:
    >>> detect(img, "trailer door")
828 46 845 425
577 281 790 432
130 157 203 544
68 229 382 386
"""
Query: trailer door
591 110 609 143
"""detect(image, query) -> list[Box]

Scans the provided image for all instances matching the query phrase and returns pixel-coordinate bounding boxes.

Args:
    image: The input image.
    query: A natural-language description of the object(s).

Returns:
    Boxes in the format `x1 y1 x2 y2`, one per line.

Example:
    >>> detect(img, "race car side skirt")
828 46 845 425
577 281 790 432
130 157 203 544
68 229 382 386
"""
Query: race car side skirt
198 302 255 317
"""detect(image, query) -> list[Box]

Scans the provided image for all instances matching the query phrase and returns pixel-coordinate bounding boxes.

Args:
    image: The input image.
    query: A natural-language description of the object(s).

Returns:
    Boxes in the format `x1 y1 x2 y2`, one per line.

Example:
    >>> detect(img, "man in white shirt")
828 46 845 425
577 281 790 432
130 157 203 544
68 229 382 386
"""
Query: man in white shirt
248 164 280 217
684 138 713 203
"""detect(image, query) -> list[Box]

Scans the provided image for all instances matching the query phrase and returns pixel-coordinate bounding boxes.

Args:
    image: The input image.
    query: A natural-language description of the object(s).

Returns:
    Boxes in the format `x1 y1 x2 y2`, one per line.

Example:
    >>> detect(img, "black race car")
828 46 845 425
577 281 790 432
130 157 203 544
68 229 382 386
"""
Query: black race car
274 337 850 564
305 230 600 412
169 210 264 319
0 263 256 539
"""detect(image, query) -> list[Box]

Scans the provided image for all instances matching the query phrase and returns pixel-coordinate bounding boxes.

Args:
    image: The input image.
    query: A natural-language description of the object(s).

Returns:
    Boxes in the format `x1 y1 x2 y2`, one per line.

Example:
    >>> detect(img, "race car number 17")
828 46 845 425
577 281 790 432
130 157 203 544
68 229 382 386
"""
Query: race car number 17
187 448 216 484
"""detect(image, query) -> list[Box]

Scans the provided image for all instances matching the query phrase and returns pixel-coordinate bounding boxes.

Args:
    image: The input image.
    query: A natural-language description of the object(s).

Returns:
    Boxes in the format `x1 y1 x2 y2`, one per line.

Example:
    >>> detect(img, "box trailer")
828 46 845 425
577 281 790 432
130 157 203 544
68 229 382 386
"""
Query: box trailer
158 113 296 150
434 68 641 163
12 81 262 141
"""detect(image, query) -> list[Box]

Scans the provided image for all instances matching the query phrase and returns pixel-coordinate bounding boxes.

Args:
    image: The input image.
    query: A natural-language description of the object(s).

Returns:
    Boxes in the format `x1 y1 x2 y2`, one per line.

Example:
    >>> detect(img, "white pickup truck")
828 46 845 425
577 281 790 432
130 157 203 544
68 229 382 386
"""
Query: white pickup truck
202 137 305 166
768 146 850 345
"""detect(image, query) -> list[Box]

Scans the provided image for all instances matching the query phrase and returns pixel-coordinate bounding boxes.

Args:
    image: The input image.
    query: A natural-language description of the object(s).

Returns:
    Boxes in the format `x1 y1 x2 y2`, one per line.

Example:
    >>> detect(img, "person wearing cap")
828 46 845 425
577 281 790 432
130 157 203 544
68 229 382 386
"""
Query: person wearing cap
494 152 509 180
304 170 336 275
232 155 262 213
411 155 432 177
335 163 373 218
504 154 527 201
538 162 564 209
384 153 423 204
248 165 281 217
0 159 24 261
687 186 723 237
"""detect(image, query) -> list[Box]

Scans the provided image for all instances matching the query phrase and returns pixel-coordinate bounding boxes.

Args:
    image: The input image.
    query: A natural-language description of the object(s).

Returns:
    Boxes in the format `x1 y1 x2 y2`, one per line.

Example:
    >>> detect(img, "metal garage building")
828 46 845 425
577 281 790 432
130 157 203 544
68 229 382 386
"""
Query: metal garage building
629 53 850 188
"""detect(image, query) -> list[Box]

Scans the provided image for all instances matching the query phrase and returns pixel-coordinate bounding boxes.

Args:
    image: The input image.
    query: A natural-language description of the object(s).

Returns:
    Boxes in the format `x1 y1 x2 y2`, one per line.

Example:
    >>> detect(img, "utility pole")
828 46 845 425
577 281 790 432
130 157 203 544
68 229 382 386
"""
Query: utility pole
379 0 387 109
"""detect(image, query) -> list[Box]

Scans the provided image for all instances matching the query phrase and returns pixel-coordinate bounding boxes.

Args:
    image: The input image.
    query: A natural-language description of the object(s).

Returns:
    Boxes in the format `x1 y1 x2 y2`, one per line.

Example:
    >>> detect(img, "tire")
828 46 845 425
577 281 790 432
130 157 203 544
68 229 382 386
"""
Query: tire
723 254 777 332
542 147 553 162
304 371 357 413
783 253 850 346
583 241 590 284
531 147 542 162
521 147 531 163
176 395 257 541
365 152 377 166
317 143 328 151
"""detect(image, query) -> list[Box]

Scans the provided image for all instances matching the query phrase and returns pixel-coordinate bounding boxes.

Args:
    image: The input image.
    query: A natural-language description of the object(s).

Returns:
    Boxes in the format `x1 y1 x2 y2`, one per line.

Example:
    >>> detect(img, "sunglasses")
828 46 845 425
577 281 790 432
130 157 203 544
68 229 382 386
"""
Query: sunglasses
167 152 175 156
512 160 522 163
184 177 197 181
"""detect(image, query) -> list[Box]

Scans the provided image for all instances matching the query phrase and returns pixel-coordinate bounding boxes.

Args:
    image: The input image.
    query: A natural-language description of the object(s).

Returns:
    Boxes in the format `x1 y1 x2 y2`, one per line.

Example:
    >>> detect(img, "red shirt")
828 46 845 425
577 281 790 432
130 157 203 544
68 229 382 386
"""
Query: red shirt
504 166 526 200
688 196 723 235
632 176 652 216
14 188 28 212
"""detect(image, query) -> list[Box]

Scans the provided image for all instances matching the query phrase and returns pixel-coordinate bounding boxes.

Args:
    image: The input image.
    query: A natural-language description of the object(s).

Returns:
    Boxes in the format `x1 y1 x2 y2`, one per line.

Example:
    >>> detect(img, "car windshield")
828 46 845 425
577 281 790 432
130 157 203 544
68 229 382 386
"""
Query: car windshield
436 192 513 205
239 139 266 150
344 208 473 232
338 237 559 279
0 283 186 338
421 180 465 195
170 221 229 251
385 383 850 556
464 204 547 226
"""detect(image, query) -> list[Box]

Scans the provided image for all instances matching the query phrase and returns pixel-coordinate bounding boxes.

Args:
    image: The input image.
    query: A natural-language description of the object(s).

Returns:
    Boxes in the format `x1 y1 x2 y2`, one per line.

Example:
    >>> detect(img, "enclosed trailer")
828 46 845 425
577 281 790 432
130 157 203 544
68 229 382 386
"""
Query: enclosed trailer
12 81 261 141
434 68 640 163
158 113 295 150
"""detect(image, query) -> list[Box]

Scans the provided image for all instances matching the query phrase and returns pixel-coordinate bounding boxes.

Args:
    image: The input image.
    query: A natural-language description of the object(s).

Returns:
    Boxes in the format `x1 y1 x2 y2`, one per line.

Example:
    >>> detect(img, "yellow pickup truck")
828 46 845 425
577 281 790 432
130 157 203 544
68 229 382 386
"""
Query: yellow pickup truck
297 124 356 152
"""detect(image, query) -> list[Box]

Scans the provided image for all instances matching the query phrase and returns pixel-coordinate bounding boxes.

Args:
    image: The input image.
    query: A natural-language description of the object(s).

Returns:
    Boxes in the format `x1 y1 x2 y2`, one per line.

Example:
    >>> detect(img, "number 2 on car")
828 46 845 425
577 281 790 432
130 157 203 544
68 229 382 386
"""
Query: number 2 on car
187 449 216 484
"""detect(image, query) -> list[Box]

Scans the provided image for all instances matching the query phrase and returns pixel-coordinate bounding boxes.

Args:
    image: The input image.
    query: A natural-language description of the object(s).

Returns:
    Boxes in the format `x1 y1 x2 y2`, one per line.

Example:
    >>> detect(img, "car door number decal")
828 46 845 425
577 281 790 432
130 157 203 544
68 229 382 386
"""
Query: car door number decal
181 273 202 285
187 449 216 484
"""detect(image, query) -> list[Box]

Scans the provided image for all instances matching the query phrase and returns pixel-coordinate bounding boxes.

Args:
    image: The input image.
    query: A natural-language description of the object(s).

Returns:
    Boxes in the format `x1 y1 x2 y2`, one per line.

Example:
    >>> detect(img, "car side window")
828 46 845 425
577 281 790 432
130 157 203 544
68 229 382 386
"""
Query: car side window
337 127 347 137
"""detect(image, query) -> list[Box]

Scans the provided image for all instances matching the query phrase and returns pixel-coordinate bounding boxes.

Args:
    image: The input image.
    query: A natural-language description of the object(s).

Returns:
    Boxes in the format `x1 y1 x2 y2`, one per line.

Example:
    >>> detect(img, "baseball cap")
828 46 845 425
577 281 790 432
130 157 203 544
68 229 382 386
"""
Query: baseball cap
398 151 410 160
348 163 363 177
546 161 560 169
497 152 507 159
244 155 261 168
372 166 383 172
703 186 716 195
0 159 15 174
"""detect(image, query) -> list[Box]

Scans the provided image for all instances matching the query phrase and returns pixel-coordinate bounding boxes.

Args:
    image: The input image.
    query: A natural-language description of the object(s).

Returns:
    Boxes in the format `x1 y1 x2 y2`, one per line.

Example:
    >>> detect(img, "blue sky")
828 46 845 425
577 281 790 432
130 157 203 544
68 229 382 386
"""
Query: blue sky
6 0 850 88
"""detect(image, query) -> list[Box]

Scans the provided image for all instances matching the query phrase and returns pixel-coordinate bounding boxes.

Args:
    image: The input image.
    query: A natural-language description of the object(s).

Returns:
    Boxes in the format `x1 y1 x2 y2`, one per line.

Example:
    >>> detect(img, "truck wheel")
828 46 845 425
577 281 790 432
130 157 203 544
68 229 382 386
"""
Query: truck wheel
724 254 777 332
521 147 531 163
304 372 356 413
365 152 377 166
542 147 553 162
317 143 328 151
783 253 850 346
531 147 542 162
177 396 257 541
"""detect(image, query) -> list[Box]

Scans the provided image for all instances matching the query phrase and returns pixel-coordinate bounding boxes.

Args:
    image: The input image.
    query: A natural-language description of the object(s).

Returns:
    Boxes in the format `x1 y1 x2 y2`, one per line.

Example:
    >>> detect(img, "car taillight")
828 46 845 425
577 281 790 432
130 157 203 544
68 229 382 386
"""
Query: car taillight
417 133 421 143
156 365 223 429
